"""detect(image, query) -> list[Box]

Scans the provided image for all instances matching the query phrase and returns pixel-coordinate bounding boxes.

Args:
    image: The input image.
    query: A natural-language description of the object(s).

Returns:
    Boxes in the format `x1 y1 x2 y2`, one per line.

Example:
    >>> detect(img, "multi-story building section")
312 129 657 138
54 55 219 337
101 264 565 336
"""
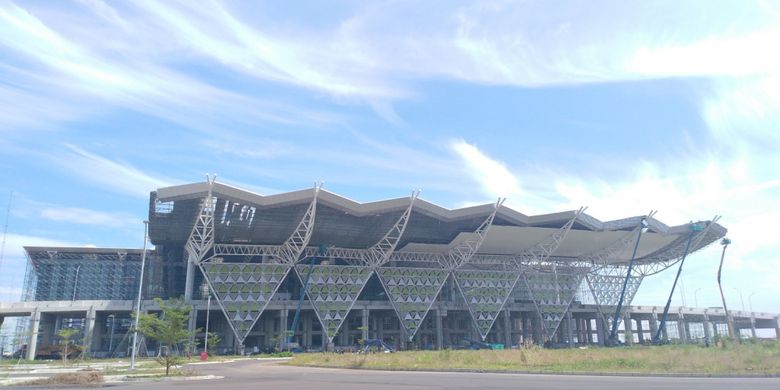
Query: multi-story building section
2 179 778 359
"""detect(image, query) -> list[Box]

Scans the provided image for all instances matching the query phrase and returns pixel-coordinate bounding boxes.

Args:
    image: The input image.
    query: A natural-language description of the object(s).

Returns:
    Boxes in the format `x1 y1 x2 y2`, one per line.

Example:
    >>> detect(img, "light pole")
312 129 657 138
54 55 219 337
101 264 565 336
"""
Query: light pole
694 288 702 308
732 287 745 312
748 292 756 313
716 238 734 338
748 292 757 338
130 220 149 371
201 283 211 357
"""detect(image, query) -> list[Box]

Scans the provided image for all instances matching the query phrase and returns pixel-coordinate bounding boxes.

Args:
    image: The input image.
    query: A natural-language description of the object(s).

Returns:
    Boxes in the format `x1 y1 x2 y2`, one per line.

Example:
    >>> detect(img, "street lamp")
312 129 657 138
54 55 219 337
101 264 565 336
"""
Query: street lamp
748 292 756 313
716 238 734 338
130 220 149 371
694 288 702 308
748 292 757 338
201 283 211 357
732 287 745 312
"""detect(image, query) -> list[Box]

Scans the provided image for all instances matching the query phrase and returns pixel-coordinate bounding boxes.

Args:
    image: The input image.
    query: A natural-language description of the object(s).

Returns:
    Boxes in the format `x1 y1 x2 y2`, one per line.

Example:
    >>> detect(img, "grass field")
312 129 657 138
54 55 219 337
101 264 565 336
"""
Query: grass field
290 341 780 375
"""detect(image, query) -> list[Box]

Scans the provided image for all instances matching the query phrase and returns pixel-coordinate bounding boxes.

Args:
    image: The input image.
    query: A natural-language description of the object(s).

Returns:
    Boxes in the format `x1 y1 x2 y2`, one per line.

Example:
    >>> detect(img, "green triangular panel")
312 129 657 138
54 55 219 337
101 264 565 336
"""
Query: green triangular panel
522 271 584 340
201 262 291 344
377 267 449 341
296 265 372 343
454 269 519 340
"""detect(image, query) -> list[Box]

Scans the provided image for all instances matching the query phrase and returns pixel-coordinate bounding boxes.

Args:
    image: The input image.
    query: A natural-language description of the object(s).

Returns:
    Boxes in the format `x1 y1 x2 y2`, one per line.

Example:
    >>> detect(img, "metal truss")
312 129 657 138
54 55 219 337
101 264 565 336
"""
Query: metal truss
284 183 321 264
439 198 504 270
583 211 656 272
363 191 419 267
633 217 721 276
184 175 217 264
514 207 586 271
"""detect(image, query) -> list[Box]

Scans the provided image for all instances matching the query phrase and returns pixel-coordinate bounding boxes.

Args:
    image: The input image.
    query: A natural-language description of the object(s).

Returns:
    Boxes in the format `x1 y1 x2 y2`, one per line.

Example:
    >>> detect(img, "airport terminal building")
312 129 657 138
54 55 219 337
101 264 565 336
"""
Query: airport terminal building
3 179 779 359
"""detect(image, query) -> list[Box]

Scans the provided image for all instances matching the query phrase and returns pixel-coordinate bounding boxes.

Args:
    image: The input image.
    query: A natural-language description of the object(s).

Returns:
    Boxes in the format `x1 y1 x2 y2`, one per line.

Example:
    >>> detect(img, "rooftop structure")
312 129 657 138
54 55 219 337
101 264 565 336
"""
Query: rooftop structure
7 179 769 361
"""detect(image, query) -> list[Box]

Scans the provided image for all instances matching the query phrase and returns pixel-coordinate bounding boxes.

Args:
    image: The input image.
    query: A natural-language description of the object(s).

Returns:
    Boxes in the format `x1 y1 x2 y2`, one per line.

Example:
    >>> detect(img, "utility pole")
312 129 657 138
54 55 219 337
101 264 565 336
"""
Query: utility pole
717 238 734 338
130 220 149 370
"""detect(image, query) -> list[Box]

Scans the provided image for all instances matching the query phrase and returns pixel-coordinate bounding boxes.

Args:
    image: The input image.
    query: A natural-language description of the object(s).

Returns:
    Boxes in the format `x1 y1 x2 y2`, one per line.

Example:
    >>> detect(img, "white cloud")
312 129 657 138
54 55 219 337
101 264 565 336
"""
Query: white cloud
39 207 139 228
451 140 522 198
53 144 175 198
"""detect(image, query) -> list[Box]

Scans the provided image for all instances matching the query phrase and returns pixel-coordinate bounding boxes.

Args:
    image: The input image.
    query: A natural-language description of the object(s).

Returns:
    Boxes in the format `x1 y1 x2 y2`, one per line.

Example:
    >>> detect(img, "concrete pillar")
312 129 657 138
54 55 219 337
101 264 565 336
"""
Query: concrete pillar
377 313 384 341
187 306 197 354
596 317 607 346
435 309 444 350
750 315 757 339
623 314 633 345
84 306 96 357
566 311 574 348
503 309 512 348
184 260 195 301
27 310 41 360
635 317 644 343
304 315 312 349
678 313 688 343
649 313 659 340
585 318 593 344
361 308 369 341
532 315 543 345
703 312 712 341
279 309 288 350
775 316 780 339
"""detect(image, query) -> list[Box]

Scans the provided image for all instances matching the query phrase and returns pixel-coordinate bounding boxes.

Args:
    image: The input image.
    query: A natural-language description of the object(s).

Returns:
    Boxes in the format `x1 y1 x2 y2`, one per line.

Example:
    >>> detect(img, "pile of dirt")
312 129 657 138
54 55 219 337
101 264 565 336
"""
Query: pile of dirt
23 371 104 386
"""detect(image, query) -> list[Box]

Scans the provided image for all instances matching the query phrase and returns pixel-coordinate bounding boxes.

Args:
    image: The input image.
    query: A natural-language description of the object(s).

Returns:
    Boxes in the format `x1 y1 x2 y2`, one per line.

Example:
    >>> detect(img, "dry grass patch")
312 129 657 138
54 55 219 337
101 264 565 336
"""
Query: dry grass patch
22 371 104 386
290 341 780 375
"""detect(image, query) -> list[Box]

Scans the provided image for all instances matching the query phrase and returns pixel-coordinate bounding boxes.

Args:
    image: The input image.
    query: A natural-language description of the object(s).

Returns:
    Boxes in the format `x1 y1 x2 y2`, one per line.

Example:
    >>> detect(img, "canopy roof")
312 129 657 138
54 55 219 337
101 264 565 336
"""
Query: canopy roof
149 181 726 265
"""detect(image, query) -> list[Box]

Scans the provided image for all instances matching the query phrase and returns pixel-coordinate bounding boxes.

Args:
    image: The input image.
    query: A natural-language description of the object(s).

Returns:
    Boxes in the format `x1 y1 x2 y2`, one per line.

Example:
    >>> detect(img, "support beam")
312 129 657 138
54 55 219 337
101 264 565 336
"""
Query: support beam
26 310 40 361
84 306 96 357
184 175 217 300
285 183 321 264
364 191 418 267
654 218 719 343
442 198 504 270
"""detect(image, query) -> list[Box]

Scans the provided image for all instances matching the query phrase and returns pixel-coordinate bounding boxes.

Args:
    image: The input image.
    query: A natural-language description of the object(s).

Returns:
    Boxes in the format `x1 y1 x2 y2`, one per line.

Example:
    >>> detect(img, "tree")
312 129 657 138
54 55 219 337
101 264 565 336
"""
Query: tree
135 298 199 375
57 327 79 365
206 332 221 355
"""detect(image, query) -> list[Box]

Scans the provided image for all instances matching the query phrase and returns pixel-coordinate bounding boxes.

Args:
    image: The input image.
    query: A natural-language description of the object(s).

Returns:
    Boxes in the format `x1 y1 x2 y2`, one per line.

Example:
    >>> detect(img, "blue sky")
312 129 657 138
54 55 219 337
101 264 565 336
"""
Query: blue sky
1 0 779 316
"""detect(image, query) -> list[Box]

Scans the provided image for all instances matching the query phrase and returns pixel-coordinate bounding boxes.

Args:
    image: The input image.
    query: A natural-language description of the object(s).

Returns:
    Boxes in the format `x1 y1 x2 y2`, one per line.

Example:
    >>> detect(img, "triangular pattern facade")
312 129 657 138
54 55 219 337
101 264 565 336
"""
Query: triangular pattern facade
522 271 584 340
454 269 520 340
296 265 372 342
201 262 290 343
586 273 643 333
376 267 449 341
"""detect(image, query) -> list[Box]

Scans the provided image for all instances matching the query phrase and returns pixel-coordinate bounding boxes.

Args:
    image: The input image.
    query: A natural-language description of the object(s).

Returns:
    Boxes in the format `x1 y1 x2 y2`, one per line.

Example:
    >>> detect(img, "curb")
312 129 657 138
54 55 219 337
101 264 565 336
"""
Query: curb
292 364 780 378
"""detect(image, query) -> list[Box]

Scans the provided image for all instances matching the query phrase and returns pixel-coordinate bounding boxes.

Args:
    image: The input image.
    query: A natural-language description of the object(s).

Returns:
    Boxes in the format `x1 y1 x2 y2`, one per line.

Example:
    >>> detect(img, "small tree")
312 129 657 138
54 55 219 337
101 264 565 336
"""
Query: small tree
57 328 79 365
135 298 199 375
206 332 221 355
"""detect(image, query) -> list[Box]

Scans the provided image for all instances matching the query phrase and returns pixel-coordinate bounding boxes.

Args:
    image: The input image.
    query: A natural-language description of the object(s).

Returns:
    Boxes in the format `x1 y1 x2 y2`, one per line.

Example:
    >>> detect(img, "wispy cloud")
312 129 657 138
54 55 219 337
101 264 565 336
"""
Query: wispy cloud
40 206 139 228
53 144 175 197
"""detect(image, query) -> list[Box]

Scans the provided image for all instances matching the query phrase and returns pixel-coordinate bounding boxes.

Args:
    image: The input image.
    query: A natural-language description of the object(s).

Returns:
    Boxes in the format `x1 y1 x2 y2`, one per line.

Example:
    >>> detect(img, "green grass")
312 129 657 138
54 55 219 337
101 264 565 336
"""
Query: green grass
290 341 780 375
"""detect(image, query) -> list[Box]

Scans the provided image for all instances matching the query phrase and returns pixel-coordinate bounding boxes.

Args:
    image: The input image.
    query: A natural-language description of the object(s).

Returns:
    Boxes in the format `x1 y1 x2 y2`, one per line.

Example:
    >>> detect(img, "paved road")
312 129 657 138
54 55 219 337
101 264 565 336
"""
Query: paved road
103 359 780 390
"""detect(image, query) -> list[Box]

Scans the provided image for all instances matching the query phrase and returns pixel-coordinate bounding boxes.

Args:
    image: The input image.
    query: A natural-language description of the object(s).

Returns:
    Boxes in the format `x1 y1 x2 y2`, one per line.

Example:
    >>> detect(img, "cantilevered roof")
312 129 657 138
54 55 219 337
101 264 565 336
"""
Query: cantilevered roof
149 181 727 264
